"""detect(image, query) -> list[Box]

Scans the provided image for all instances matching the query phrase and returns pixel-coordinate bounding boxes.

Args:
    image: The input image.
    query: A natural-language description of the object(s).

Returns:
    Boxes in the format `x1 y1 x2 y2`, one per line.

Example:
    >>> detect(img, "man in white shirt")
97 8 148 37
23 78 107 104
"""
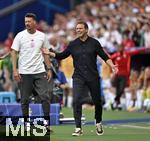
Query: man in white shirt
11 13 52 134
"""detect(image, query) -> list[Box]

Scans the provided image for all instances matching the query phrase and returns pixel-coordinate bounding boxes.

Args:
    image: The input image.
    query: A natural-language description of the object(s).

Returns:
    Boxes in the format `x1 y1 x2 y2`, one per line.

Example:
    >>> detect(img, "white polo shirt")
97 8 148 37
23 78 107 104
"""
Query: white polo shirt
11 29 50 74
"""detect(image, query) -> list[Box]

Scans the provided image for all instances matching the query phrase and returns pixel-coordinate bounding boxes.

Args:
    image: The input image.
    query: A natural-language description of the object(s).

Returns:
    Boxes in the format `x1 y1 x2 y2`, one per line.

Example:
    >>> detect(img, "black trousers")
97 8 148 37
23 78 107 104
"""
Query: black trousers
114 75 126 104
73 77 102 128
19 72 50 122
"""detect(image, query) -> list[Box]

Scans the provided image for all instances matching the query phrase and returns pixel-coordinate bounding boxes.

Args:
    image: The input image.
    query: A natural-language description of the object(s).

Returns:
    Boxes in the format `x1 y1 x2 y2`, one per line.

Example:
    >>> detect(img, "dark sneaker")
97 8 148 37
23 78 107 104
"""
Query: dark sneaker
72 128 83 136
111 102 117 110
96 123 104 135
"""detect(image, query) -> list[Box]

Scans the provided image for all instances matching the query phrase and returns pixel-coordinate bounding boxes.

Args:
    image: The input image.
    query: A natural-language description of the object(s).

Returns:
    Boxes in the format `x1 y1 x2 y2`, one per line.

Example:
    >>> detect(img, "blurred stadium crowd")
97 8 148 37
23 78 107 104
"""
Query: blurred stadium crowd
0 0 150 112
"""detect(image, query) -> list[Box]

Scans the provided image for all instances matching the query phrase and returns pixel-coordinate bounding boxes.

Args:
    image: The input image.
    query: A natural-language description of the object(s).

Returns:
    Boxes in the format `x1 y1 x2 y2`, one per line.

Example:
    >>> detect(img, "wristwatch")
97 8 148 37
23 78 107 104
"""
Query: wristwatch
47 68 52 71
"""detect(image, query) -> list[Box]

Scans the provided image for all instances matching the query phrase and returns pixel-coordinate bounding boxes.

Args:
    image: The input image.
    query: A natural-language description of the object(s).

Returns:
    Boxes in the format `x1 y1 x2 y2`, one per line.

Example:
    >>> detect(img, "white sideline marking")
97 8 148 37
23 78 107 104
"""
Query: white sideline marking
118 124 150 130
59 117 85 122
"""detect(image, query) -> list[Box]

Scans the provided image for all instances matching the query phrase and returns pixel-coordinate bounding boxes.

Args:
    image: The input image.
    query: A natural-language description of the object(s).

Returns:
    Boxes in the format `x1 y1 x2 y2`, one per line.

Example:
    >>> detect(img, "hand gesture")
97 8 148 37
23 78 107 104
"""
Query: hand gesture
47 70 52 82
41 48 50 55
13 70 21 82
112 64 118 74
41 48 55 57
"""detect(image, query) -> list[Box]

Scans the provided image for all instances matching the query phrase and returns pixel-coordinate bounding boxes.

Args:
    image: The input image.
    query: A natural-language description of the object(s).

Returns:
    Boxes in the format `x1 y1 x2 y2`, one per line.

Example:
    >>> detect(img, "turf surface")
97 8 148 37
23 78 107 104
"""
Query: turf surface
51 108 150 141
0 108 149 141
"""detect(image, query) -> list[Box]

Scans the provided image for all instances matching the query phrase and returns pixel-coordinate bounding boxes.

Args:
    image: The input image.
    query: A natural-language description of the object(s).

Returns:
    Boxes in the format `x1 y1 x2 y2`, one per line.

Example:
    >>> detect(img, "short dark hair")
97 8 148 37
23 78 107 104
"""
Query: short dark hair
76 21 88 29
25 13 37 21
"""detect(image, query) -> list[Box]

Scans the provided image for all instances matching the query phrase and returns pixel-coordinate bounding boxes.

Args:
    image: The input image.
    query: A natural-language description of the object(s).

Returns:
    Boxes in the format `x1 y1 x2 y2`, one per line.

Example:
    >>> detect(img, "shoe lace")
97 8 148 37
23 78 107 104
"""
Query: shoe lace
96 124 102 132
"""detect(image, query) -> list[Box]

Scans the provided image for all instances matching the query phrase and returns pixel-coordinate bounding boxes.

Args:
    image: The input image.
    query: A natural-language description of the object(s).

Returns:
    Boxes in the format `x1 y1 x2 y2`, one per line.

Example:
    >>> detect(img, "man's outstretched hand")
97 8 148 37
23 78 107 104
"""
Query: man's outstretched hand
41 48 55 57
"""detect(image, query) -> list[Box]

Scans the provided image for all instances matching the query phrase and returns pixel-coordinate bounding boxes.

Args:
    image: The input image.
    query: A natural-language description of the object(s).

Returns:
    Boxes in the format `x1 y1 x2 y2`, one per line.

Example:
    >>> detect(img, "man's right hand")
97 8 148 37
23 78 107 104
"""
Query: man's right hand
41 48 55 57
13 70 21 82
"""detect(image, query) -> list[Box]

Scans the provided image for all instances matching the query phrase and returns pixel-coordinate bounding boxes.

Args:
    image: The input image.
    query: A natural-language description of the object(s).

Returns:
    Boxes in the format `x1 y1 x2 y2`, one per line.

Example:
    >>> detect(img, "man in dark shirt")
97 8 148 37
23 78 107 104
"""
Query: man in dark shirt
42 21 118 136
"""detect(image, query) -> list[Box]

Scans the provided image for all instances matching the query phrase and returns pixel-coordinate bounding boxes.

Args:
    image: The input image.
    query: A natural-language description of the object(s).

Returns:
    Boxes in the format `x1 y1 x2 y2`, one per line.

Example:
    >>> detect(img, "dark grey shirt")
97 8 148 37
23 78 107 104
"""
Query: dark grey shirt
55 36 109 81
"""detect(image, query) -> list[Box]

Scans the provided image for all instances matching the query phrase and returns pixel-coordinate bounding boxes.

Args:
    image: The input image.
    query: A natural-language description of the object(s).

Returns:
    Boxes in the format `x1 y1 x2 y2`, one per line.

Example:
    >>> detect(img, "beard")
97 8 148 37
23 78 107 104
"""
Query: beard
26 25 32 30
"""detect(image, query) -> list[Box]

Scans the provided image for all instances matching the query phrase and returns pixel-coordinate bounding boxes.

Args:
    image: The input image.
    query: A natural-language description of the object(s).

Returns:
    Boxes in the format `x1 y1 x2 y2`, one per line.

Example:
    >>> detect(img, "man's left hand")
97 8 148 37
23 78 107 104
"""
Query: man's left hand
47 70 52 82
112 64 118 74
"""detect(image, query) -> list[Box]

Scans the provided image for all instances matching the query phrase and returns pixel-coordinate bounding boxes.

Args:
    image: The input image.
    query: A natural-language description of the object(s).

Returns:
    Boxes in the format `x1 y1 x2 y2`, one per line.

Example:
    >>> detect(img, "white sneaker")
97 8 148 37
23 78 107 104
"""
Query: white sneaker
72 128 83 136
96 123 104 135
